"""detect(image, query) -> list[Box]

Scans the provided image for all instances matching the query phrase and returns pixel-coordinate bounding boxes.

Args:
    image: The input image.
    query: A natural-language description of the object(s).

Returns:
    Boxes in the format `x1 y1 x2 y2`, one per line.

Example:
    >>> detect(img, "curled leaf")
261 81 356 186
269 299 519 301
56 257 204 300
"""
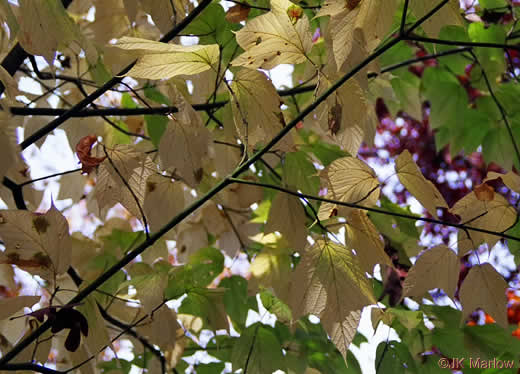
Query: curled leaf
76 135 106 174
226 4 250 23
474 183 495 201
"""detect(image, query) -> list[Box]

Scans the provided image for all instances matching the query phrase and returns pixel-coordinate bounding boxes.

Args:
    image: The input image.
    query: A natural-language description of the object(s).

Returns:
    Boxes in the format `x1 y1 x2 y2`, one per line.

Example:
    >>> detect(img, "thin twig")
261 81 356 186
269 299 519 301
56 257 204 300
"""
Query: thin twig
228 178 520 242
19 0 215 150
103 146 150 239
469 49 520 167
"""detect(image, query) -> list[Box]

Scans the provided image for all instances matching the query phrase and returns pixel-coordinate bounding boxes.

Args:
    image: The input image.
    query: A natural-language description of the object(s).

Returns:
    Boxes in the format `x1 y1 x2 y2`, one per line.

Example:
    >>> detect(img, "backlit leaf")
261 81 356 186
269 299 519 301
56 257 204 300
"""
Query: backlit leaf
0 204 71 279
451 190 516 256
113 37 219 79
403 245 458 300
231 0 313 69
395 150 448 219
318 156 380 220
460 263 508 328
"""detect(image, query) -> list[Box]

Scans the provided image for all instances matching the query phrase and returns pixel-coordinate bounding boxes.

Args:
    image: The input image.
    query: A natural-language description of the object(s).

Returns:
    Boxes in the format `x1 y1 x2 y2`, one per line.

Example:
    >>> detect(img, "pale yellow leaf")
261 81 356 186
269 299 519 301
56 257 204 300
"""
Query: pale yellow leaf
129 269 168 315
89 0 130 45
140 0 178 34
18 0 80 64
0 264 16 290
104 144 143 181
0 110 17 182
58 172 87 203
0 296 40 320
484 171 520 194
316 0 396 69
0 65 19 101
95 153 155 220
395 150 448 219
231 68 288 148
113 36 219 79
231 0 312 69
249 234 292 293
159 89 211 187
459 263 507 328
410 0 463 37
122 0 138 23
345 209 391 273
403 245 458 300
61 117 105 153
451 190 517 256
283 239 375 322
175 222 208 262
322 309 361 361
265 192 307 251
0 204 71 279
200 202 230 237
356 0 398 51
314 77 371 155
144 174 185 233
77 296 112 355
318 156 380 220
321 5 362 70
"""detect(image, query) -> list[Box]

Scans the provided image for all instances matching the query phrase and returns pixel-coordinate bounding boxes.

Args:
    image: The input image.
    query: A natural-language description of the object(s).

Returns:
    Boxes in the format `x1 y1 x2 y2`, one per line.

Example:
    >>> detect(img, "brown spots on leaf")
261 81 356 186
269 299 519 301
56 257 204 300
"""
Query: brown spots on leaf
255 37 262 45
0 213 5 224
147 181 157 193
3 252 52 268
194 168 204 183
33 216 50 234
328 100 342 135
276 51 281 56
263 58 268 62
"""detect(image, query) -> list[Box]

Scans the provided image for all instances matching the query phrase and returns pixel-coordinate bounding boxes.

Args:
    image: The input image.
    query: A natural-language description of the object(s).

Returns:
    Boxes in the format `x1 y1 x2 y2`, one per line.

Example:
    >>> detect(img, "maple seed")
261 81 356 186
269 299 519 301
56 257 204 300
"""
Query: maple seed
33 216 50 234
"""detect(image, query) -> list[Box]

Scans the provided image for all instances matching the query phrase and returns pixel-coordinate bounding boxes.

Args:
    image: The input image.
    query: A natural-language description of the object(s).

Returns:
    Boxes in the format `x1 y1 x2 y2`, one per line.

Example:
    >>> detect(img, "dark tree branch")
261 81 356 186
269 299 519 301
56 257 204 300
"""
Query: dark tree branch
2 177 27 210
103 146 150 239
97 304 166 374
405 34 520 51
0 363 63 374
11 103 226 117
400 0 410 35
367 47 472 78
18 168 82 187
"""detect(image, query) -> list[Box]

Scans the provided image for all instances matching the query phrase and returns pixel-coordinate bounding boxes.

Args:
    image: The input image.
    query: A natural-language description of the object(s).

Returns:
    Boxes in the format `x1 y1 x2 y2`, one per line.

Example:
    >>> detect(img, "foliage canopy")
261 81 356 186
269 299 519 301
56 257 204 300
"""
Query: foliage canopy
0 0 520 373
